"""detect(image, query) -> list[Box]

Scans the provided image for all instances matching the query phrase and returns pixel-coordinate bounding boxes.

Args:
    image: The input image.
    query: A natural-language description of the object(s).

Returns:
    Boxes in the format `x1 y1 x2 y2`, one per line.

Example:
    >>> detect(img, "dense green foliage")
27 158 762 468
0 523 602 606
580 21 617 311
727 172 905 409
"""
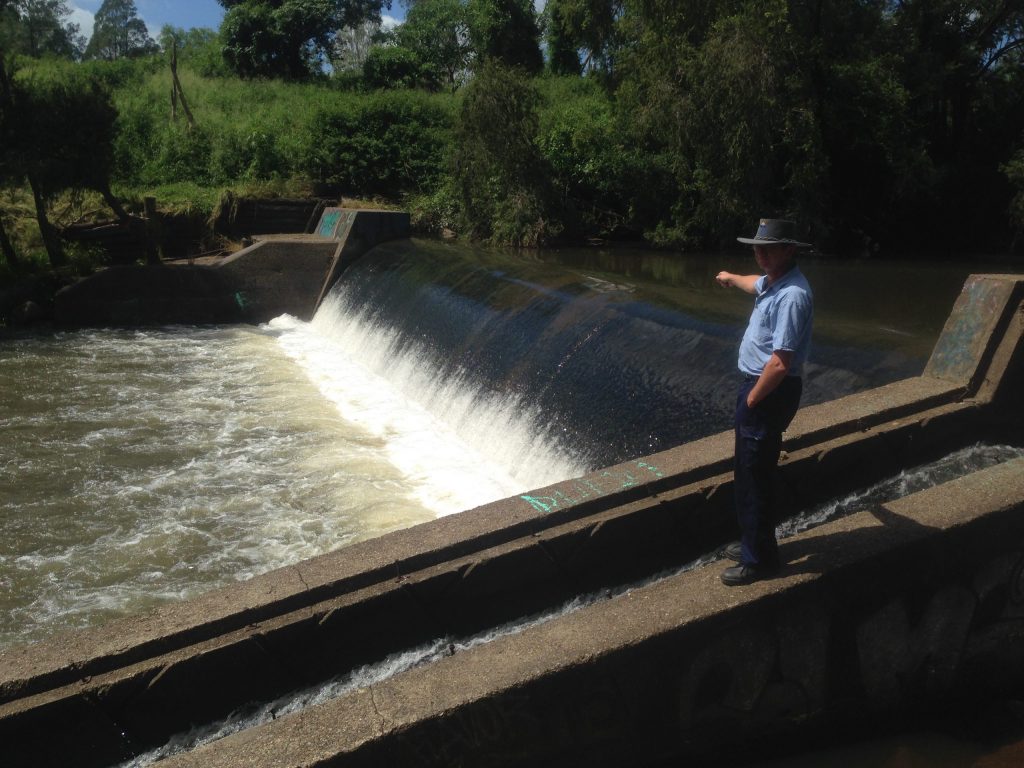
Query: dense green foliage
453 63 555 244
302 89 455 195
386 0 474 90
365 0 543 91
0 0 84 59
611 0 1024 253
217 0 387 80
466 0 543 74
2 0 1024 273
1 57 124 266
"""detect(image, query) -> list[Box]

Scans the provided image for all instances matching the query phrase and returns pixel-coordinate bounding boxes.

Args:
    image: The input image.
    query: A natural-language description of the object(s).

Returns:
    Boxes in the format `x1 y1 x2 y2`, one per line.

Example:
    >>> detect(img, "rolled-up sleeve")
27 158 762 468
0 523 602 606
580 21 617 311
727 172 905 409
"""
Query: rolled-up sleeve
772 292 812 353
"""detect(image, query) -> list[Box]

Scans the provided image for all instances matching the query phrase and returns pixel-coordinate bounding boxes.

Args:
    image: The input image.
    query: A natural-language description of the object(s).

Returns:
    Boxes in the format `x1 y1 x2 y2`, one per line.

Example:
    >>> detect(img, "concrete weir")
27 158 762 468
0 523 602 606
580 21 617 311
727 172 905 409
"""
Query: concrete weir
53 208 410 326
3 274 1023 767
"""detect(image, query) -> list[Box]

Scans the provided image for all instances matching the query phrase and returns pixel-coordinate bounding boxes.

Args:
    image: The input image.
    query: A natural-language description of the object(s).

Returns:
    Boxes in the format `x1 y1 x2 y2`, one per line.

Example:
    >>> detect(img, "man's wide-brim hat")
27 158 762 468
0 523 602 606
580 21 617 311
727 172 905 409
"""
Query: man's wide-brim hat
737 218 811 248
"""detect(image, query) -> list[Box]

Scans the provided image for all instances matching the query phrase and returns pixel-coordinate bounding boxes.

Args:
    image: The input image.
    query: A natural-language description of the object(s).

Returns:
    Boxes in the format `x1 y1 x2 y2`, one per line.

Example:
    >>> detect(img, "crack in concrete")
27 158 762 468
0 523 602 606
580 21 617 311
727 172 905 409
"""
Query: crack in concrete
293 566 310 592
368 684 387 737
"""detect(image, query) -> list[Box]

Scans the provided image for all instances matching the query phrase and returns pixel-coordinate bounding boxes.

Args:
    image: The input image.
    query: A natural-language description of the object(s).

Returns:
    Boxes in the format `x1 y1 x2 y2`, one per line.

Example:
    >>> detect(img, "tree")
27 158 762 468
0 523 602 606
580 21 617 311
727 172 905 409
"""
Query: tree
158 25 227 78
544 0 582 75
885 0 1024 248
332 17 384 71
157 25 219 58
394 0 473 90
5 0 84 58
466 0 542 74
362 43 428 88
217 0 388 80
1 0 84 59
453 61 559 245
84 0 158 60
0 54 22 268
5 72 125 266
544 0 624 78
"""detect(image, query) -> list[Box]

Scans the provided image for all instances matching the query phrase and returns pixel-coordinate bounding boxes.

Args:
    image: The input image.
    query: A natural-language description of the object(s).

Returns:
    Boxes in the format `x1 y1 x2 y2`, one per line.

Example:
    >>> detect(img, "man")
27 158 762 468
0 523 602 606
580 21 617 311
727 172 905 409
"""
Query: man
715 218 813 586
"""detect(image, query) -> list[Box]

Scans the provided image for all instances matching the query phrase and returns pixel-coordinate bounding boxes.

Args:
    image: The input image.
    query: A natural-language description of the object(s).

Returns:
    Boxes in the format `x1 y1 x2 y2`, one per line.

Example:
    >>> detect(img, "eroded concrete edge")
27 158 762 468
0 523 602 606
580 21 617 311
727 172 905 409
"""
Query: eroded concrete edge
161 456 1024 768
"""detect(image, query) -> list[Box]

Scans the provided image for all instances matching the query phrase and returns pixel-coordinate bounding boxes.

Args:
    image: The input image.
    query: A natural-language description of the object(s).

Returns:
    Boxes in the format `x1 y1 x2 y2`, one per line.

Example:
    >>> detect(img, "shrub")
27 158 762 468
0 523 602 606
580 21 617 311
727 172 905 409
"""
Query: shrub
300 90 455 197
452 62 560 245
362 45 429 90
151 124 215 185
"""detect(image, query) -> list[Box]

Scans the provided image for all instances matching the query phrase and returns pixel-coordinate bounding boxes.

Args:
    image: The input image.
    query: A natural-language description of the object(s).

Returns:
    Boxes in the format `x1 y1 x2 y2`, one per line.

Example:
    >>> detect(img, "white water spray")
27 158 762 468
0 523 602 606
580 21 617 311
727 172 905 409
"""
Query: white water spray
266 290 590 517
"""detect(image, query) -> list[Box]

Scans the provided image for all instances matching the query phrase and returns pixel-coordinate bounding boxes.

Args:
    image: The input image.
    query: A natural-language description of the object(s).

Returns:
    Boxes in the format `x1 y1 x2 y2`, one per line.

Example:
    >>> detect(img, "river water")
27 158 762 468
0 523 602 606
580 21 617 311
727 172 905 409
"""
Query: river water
0 241 1018 651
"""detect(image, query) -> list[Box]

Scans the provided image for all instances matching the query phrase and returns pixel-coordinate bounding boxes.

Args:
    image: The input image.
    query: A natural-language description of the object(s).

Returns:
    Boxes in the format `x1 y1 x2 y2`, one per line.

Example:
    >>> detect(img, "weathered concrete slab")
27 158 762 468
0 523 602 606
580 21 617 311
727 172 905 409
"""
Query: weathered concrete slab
210 209 411 323
52 264 241 326
312 208 412 312
215 237 339 321
925 274 1024 392
157 457 1024 768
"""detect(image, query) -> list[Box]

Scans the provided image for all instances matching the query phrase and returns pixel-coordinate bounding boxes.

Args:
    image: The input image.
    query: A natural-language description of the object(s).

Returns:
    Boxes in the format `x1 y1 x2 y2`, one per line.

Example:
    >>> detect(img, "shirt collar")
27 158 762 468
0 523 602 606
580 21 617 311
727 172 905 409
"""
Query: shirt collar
759 264 801 296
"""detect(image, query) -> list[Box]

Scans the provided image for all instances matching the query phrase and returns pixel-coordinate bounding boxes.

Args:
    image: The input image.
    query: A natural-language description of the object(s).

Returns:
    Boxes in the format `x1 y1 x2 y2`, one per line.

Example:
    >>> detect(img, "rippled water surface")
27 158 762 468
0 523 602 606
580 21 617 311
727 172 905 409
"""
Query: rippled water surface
0 323 566 649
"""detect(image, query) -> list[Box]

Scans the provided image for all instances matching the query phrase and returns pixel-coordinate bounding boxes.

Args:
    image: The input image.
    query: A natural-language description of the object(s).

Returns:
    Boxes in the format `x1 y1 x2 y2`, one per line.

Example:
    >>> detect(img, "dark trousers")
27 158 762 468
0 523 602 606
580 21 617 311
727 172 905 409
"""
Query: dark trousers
734 375 802 568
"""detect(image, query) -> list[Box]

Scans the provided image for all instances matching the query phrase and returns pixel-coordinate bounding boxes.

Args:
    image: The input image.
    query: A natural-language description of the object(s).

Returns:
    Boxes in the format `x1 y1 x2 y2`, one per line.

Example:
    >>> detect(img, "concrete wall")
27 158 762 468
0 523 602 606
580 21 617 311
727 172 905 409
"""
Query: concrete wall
52 264 241 326
159 457 1024 768
215 237 340 322
6 274 1021 767
53 209 410 327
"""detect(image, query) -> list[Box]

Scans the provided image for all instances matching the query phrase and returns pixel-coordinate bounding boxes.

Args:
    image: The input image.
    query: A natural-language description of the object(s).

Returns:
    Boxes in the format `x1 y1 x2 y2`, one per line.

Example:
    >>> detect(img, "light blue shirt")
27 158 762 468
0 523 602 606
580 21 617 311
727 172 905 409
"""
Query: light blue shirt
738 265 813 377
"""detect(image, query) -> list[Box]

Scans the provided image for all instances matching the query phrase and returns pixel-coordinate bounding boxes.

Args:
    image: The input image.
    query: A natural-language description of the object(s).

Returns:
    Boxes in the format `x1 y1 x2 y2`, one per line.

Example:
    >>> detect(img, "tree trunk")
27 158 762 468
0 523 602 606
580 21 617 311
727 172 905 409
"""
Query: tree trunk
98 179 131 222
0 210 19 269
170 43 196 129
28 175 64 267
142 196 162 265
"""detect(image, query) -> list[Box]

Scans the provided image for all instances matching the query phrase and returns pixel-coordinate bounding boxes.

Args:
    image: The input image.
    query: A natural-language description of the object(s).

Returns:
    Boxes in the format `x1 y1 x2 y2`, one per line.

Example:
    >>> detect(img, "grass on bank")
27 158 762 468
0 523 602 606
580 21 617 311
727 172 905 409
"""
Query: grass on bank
1 57 659 282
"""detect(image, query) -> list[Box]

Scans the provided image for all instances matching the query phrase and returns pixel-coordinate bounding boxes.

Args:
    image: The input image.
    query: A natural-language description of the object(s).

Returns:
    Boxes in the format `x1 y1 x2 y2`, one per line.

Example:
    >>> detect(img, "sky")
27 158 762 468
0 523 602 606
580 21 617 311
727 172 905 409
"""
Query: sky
67 1 407 42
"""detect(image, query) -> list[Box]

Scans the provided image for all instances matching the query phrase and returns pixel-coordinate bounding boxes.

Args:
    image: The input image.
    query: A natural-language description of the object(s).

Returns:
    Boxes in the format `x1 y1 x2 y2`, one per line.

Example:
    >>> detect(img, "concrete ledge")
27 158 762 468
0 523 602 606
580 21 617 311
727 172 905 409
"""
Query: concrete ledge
0 397 1008 767
154 457 1024 767
0 385 985 707
52 265 240 326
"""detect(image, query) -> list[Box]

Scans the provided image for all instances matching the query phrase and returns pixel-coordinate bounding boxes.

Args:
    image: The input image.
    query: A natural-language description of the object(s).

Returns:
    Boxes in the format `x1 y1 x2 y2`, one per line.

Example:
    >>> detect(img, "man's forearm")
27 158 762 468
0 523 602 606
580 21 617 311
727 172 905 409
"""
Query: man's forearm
747 351 792 407
716 272 760 294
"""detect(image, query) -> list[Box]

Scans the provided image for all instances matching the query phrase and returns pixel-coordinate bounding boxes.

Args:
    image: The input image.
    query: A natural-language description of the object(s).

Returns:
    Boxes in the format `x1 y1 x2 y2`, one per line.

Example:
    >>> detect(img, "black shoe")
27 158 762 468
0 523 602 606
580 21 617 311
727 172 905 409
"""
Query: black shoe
720 563 779 586
721 541 743 562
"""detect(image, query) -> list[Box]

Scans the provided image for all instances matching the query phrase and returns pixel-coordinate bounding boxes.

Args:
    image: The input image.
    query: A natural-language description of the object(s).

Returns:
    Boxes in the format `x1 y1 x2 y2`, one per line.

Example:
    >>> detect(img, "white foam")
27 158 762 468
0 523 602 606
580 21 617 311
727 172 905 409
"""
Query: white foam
266 294 588 517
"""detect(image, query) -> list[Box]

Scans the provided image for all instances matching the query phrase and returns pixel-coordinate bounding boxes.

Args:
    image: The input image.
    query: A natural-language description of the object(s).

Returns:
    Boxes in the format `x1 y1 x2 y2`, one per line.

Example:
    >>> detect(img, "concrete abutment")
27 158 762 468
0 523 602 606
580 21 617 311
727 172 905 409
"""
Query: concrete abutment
53 208 410 326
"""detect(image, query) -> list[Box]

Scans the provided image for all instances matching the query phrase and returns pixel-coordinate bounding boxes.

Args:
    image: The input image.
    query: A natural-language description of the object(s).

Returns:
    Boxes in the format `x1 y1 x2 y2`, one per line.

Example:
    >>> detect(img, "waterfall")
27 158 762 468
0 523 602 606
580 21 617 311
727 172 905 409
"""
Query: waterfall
266 239 753 515
268 238 925 515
